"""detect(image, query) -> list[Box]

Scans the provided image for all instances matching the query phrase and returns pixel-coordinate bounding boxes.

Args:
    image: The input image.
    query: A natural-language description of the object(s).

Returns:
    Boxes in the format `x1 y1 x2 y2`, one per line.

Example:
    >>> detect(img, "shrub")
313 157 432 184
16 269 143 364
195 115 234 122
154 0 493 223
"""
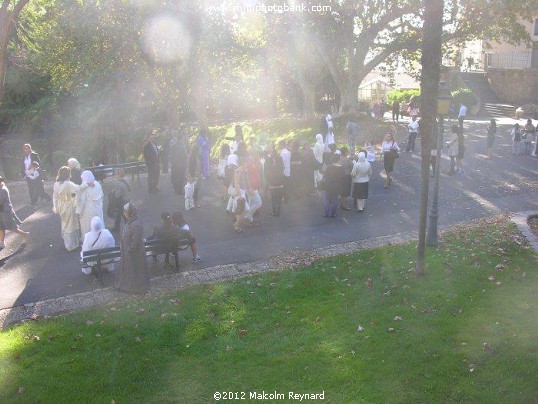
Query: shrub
451 88 478 107
387 89 421 104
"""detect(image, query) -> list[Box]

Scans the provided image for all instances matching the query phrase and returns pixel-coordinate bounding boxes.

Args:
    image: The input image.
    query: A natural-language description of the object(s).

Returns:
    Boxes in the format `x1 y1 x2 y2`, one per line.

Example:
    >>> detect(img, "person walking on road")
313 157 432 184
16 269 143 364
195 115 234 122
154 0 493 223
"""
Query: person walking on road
76 170 104 236
458 103 467 130
0 177 29 250
67 158 82 185
53 166 80 251
392 100 400 122
21 143 42 206
115 202 150 294
406 116 419 152
108 168 131 234
381 131 400 188
143 132 160 193
446 125 460 175
323 153 344 218
486 119 496 159
511 123 522 156
351 151 372 212
523 119 535 156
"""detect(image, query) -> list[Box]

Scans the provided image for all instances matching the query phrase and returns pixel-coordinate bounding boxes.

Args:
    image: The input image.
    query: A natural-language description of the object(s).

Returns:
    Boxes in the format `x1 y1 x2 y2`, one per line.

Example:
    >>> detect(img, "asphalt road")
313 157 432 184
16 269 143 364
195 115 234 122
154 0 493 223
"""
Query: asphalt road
0 116 536 309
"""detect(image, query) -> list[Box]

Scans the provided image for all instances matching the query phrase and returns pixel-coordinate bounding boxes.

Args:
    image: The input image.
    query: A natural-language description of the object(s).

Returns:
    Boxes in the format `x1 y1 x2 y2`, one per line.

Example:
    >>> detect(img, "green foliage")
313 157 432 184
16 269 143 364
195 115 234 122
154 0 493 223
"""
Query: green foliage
387 89 421 104
451 88 478 107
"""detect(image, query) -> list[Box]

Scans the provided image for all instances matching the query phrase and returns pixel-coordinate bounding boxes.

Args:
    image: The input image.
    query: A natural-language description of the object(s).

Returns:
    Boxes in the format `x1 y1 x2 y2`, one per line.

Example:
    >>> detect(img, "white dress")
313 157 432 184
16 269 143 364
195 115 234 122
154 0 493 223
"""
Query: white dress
53 181 80 251
76 181 104 236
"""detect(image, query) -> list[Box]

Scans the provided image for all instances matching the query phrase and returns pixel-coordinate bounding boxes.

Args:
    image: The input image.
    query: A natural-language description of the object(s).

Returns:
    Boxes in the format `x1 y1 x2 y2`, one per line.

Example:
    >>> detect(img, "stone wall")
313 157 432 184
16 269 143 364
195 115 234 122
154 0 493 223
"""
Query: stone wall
487 68 538 105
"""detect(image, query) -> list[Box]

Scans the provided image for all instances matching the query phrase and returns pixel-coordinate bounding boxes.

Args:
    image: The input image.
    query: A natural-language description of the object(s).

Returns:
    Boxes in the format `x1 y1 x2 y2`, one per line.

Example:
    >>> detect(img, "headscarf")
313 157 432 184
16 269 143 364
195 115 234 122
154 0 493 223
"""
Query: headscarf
81 216 115 259
123 201 138 223
326 114 333 129
227 153 239 166
354 151 370 174
81 170 95 183
67 158 81 170
90 215 104 233
313 134 325 164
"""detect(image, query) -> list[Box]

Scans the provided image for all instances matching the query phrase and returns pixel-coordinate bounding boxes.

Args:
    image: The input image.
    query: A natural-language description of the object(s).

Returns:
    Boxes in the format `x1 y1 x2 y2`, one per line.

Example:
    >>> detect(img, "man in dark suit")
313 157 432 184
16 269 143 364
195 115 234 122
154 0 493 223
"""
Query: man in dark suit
21 143 42 205
143 132 160 193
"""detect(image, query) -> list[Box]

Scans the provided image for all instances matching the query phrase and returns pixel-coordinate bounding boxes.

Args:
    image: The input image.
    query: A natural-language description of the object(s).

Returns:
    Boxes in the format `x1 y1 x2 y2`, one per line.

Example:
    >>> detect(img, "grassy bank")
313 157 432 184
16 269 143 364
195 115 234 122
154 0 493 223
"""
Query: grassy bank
1 216 536 402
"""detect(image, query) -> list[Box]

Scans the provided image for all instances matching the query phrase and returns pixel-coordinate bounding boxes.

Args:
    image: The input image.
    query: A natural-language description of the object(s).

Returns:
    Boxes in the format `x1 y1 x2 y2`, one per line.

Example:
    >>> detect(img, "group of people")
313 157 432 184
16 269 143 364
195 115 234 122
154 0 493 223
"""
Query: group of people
510 119 538 157
214 122 402 231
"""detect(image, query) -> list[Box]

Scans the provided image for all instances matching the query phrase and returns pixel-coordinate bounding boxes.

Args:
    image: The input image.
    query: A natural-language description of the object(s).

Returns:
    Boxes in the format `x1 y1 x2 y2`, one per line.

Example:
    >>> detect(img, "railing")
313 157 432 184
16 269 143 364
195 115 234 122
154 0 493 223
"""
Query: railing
485 51 532 69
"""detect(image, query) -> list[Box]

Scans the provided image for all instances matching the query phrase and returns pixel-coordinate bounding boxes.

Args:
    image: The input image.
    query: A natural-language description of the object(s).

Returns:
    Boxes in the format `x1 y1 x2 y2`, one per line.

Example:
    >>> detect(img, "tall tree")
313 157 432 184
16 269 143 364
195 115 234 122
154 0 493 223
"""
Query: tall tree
302 0 534 113
0 0 31 104
415 0 443 276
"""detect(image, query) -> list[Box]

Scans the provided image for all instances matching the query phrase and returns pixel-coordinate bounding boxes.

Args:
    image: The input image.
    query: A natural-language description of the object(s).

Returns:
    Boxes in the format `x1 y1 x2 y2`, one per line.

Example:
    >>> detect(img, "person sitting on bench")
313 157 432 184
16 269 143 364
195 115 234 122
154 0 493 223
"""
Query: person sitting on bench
81 216 116 275
172 211 202 263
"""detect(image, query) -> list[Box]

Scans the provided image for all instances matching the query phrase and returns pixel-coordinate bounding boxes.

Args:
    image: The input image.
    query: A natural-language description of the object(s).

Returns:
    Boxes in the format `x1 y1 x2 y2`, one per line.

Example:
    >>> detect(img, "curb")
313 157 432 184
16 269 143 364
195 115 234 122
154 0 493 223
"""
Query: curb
510 210 538 253
0 231 417 329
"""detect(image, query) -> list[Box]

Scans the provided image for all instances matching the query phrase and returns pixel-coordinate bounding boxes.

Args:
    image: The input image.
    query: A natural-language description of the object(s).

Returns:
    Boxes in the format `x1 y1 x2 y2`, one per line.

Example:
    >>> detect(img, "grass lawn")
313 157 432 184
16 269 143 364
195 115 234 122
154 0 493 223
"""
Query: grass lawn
207 113 397 159
1 216 536 402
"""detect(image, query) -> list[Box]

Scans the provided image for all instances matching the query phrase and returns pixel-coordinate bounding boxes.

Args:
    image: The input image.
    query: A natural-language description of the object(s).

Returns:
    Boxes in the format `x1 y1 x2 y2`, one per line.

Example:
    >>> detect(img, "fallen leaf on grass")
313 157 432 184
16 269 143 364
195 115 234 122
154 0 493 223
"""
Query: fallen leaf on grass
365 278 373 289
135 336 141 342
357 325 365 332
17 387 24 394
135 309 145 314
95 333 101 338
496 281 502 286
387 328 396 333
488 275 496 281
239 329 248 336
85 320 94 326
495 263 505 271
394 316 403 321
32 335 40 342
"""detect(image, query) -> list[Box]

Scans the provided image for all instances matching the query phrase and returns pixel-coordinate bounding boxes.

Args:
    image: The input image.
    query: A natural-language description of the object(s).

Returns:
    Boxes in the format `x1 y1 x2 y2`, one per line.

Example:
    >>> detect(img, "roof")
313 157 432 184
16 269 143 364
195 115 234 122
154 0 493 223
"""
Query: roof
359 71 420 90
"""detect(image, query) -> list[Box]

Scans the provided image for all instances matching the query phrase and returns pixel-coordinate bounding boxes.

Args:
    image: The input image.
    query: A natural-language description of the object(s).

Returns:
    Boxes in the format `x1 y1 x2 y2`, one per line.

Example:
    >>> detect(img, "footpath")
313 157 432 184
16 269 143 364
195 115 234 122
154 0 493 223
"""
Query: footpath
2 210 537 329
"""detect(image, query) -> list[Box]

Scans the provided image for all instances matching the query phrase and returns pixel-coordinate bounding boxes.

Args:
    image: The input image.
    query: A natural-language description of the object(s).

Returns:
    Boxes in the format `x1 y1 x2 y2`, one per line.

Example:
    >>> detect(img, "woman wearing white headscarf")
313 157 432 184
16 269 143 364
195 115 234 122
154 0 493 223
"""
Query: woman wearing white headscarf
80 216 115 274
351 152 372 212
76 170 104 236
312 134 326 188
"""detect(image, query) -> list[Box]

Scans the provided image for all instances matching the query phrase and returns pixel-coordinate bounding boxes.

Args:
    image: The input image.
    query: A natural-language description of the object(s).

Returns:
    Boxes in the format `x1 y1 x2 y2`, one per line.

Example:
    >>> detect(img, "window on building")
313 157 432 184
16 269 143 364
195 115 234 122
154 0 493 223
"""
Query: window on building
534 18 538 36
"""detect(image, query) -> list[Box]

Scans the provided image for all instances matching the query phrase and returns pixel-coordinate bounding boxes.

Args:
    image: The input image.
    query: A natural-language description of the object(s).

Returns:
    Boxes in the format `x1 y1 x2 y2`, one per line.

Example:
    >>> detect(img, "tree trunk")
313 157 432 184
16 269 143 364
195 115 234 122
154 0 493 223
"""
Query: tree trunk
416 0 444 276
339 82 359 115
301 84 316 118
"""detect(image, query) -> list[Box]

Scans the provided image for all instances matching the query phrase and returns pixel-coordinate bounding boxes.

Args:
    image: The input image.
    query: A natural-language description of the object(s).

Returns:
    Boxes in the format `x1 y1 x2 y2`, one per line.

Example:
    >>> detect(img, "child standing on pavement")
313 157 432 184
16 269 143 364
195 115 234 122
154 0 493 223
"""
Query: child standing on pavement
27 161 51 203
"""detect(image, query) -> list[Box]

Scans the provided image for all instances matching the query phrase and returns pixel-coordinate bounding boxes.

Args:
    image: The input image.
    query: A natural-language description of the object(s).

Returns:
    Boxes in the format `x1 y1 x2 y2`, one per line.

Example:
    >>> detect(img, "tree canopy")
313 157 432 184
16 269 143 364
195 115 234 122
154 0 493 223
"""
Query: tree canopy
0 0 535 162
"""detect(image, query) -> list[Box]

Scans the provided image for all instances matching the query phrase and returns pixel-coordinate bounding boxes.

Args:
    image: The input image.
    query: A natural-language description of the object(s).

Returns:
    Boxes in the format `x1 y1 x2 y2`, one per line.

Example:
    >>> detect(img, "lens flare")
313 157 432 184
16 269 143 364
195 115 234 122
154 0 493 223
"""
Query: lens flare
141 14 191 65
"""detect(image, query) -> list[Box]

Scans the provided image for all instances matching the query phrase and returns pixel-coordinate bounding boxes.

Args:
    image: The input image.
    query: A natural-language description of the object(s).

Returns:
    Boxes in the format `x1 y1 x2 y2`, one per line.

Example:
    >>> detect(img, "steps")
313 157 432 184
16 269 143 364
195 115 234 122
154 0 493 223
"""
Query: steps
459 72 515 117
483 103 516 118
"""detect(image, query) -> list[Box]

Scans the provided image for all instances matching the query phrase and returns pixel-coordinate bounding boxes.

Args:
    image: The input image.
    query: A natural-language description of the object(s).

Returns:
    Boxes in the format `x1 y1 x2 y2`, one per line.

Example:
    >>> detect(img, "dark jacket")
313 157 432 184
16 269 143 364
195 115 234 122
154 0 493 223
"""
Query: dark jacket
143 141 159 168
21 152 41 178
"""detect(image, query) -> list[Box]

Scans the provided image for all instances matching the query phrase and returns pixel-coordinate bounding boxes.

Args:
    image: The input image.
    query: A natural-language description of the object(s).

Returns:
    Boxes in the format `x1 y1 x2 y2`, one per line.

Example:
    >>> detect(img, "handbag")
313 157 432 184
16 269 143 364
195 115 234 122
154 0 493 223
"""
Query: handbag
389 141 399 159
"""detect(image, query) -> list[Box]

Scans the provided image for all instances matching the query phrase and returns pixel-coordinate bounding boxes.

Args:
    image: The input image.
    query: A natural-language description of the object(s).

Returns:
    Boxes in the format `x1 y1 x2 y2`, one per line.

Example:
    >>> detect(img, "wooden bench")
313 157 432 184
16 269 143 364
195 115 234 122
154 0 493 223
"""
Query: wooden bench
81 238 191 285
85 161 146 185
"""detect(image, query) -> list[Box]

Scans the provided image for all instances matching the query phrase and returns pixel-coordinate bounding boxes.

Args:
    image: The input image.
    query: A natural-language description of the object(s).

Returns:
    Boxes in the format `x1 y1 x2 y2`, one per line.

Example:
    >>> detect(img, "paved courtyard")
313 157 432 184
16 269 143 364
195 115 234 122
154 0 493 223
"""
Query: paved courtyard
0 116 536 311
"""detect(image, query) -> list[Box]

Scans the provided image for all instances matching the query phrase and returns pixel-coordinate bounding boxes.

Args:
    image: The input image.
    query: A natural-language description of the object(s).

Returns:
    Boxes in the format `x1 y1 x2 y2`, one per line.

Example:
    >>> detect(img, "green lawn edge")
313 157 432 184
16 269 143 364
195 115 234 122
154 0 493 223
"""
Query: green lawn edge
1 216 537 403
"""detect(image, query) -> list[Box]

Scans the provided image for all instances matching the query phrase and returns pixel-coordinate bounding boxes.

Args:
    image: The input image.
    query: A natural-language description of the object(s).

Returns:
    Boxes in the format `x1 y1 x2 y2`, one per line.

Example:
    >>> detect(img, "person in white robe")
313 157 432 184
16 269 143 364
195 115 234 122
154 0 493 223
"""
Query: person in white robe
53 166 80 251
76 170 104 236
80 216 115 274
312 133 326 188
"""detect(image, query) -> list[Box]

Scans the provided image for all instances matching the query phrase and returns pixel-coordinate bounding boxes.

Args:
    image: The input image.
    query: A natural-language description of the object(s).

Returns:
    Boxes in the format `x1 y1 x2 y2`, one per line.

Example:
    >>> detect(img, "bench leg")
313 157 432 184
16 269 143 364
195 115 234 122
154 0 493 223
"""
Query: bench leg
93 264 104 286
174 252 179 271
